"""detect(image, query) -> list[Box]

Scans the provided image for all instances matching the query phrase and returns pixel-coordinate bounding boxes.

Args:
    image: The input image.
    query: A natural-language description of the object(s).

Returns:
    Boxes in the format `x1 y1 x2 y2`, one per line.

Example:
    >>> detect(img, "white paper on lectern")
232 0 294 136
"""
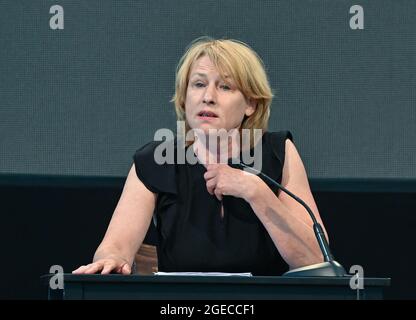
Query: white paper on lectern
154 272 252 277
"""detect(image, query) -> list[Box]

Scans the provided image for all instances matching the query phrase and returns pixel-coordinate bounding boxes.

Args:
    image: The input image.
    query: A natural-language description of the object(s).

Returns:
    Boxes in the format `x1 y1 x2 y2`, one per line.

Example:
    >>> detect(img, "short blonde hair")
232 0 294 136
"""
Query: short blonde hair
171 37 273 146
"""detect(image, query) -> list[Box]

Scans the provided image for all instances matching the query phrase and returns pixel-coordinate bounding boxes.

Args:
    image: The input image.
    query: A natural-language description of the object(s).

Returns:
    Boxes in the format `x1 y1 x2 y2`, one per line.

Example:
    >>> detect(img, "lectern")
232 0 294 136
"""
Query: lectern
41 274 390 300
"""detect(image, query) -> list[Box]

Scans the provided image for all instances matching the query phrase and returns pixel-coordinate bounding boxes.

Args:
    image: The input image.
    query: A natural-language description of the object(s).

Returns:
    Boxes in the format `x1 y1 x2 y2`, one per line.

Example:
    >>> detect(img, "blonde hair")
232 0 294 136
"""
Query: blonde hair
171 37 273 147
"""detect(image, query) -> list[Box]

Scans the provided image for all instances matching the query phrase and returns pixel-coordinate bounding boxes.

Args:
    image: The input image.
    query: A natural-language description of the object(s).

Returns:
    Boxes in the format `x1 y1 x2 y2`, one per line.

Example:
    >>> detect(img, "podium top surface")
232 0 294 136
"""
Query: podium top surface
41 273 391 287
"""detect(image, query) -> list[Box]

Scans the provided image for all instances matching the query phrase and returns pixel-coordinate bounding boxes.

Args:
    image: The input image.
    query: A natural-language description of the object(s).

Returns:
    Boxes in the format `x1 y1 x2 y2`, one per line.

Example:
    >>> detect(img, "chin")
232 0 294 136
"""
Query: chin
190 124 220 135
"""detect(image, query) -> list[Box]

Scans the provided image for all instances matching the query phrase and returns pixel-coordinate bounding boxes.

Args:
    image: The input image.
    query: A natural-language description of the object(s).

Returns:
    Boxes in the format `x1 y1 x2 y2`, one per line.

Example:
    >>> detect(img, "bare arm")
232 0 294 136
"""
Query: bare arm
73 164 156 274
247 139 327 269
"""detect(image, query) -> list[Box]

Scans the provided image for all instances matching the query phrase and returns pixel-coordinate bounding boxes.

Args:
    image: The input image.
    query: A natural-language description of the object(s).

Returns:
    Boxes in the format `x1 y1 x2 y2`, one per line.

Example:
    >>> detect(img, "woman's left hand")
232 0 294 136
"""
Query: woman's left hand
203 164 261 202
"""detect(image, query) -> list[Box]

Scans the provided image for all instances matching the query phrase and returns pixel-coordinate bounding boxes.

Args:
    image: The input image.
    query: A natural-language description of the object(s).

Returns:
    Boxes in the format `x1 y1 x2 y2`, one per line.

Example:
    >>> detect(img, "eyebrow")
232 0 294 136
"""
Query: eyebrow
190 73 208 79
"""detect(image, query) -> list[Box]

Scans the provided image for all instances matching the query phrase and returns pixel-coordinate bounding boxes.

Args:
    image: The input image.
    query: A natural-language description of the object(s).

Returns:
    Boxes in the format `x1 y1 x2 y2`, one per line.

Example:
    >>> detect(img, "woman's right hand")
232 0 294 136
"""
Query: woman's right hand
72 257 131 275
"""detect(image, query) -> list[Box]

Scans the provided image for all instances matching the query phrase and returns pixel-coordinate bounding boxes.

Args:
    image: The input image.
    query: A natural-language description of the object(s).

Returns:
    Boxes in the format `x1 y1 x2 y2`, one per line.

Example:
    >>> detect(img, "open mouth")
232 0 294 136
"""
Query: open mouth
197 110 219 118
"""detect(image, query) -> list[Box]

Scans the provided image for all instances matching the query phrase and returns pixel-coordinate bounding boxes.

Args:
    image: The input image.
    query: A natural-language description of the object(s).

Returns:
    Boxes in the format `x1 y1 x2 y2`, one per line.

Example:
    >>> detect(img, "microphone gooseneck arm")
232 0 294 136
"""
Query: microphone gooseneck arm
237 163 346 277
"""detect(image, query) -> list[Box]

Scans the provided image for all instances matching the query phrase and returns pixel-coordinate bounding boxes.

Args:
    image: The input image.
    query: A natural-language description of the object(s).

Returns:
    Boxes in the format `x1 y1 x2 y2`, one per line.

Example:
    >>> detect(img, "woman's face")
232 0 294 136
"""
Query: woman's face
185 56 256 134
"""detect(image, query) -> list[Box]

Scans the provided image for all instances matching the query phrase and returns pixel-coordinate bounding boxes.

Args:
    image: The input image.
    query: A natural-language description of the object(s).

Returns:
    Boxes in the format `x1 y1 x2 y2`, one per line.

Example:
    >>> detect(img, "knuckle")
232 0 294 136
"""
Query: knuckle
104 261 115 268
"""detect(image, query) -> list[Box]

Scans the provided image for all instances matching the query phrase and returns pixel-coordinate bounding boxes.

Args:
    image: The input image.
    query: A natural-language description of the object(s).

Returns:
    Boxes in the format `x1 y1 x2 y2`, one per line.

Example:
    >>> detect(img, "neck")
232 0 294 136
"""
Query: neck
192 131 241 165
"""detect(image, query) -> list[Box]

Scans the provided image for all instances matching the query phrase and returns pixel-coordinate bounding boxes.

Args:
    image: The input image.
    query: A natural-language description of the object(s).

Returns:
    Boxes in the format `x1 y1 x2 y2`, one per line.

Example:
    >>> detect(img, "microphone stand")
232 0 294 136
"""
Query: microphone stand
238 163 347 277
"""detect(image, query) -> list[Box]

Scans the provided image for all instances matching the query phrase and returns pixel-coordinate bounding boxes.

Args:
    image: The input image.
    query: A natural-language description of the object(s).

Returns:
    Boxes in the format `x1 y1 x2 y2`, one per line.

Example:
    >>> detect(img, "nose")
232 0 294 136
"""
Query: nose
202 84 216 105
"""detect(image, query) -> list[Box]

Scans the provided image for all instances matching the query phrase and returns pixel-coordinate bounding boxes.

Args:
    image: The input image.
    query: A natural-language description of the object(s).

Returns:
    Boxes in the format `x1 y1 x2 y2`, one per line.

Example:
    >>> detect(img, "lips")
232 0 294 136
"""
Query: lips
197 110 218 118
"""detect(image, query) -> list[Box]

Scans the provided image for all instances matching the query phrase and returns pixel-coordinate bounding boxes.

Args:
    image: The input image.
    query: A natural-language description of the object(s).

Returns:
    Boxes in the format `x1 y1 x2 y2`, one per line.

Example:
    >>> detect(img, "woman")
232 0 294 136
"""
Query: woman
73 37 327 275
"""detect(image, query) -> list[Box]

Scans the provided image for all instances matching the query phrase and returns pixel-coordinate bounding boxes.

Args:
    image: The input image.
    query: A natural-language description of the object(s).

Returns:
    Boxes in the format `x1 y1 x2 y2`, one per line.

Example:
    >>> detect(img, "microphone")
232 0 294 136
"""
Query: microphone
236 162 347 277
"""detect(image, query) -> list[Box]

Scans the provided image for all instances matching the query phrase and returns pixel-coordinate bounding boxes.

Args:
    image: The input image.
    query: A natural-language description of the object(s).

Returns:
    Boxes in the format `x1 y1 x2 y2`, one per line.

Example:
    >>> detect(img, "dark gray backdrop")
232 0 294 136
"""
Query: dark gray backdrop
1 0 415 183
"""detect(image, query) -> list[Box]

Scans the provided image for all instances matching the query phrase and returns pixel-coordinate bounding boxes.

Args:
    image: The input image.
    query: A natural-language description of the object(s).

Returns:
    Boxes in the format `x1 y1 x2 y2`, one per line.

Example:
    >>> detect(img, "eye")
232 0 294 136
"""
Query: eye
220 84 231 91
193 82 205 88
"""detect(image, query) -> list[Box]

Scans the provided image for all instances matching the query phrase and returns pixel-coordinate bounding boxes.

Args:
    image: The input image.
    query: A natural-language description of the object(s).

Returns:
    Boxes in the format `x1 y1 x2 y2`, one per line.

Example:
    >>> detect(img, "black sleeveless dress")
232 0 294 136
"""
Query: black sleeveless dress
133 130 293 275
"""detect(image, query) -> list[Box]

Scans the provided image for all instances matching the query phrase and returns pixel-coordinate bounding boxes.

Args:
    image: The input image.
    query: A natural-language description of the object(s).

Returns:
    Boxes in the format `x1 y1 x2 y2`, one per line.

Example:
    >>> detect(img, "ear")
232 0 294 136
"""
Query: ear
245 98 257 117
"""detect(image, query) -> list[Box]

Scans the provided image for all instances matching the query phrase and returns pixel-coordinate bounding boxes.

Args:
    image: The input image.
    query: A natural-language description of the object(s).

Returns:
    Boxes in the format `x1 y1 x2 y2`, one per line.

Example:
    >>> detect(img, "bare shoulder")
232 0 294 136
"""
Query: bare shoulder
281 138 308 187
122 164 156 203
